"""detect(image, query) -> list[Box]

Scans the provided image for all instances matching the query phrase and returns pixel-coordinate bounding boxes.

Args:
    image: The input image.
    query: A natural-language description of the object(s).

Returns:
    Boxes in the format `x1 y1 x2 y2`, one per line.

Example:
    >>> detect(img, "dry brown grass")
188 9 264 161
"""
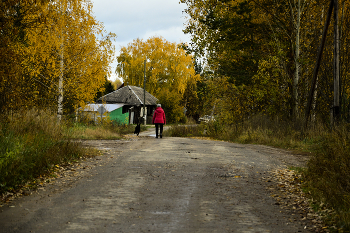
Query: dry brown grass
65 121 138 140
67 126 121 140
164 124 206 137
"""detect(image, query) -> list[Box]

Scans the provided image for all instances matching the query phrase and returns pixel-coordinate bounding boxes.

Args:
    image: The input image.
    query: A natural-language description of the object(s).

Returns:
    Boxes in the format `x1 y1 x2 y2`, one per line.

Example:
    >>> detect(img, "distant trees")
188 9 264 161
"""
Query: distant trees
95 77 115 101
0 0 115 120
112 79 123 90
116 36 200 122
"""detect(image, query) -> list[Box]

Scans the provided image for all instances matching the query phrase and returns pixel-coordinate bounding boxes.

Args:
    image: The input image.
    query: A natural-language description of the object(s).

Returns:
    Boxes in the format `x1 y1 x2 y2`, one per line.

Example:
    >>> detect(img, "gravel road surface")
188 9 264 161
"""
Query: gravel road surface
0 129 312 233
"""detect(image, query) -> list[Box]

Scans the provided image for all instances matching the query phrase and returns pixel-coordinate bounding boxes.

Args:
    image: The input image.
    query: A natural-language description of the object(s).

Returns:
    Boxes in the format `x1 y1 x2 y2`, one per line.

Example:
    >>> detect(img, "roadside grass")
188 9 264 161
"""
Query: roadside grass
167 115 350 231
303 125 350 231
0 109 145 195
0 109 90 194
65 120 147 140
164 124 206 137
65 123 122 140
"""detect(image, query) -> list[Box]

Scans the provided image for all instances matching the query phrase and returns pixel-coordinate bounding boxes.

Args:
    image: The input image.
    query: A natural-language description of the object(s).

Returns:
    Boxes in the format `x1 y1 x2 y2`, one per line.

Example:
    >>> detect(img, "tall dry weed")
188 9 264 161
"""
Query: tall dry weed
203 115 309 150
7 109 62 139
65 120 136 139
165 124 206 137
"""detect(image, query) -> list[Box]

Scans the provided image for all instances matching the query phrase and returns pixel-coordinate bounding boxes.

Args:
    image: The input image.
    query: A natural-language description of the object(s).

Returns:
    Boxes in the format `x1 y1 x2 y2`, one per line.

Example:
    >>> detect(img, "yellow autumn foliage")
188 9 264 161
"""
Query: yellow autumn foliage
117 36 200 96
116 36 200 122
0 0 115 115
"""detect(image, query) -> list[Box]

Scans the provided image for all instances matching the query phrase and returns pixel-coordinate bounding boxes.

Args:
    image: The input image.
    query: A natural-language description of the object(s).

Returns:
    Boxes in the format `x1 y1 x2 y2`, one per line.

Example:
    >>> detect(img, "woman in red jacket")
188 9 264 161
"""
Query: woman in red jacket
152 104 166 138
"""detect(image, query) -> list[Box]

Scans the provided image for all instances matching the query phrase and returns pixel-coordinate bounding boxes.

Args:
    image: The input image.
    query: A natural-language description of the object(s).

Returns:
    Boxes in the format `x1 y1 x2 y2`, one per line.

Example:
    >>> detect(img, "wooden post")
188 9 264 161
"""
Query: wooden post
143 60 146 125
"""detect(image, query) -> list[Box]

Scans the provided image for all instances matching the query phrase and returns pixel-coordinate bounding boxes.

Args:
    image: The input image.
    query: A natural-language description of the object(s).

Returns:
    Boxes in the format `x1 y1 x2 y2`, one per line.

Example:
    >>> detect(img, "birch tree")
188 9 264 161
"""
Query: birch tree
290 0 306 118
0 0 115 119
23 0 116 119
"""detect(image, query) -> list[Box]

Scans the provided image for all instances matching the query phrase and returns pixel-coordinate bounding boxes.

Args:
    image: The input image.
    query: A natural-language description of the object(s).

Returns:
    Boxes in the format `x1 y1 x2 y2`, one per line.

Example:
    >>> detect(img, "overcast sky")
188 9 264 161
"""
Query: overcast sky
91 0 191 81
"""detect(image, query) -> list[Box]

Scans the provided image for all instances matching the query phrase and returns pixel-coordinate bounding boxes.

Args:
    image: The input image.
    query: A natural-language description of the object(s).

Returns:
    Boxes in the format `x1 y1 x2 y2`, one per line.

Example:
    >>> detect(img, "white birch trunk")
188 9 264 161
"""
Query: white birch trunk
57 43 64 122
311 81 318 123
311 6 325 123
57 2 65 122
292 0 302 119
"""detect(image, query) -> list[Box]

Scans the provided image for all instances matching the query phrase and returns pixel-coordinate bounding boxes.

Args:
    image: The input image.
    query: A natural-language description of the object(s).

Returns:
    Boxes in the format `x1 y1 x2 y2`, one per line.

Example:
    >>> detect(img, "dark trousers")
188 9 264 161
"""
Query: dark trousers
155 123 164 138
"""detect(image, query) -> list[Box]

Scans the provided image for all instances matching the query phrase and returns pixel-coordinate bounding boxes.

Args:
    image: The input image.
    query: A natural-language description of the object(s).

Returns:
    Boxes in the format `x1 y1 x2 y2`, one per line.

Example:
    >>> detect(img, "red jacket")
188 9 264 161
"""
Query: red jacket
152 107 166 124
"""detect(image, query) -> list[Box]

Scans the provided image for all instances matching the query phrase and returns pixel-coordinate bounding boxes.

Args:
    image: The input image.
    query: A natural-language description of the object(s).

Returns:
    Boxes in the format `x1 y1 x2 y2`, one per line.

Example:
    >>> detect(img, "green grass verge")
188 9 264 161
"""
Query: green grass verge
0 109 90 194
0 110 151 195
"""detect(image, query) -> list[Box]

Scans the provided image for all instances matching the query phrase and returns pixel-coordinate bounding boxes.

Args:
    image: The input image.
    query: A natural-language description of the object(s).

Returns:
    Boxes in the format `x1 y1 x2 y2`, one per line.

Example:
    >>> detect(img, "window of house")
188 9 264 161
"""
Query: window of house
122 105 130 114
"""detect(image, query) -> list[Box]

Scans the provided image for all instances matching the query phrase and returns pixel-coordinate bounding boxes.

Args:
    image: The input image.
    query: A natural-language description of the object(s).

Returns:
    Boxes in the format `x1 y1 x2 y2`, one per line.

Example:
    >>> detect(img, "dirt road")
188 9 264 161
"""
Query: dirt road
0 129 312 233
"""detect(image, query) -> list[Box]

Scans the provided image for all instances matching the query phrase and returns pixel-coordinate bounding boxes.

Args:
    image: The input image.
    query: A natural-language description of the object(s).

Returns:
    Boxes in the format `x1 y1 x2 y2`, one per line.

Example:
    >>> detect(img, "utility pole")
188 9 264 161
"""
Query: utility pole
304 0 334 128
333 0 340 123
143 59 146 125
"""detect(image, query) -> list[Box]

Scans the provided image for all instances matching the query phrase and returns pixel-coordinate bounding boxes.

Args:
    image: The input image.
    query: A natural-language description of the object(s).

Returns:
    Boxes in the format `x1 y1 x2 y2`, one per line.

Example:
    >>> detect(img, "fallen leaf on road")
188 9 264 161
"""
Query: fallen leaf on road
265 168 338 233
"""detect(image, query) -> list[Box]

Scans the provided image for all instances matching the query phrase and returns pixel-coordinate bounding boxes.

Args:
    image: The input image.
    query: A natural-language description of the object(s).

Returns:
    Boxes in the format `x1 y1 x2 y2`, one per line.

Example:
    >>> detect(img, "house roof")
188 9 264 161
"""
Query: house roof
96 85 158 106
82 104 124 112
